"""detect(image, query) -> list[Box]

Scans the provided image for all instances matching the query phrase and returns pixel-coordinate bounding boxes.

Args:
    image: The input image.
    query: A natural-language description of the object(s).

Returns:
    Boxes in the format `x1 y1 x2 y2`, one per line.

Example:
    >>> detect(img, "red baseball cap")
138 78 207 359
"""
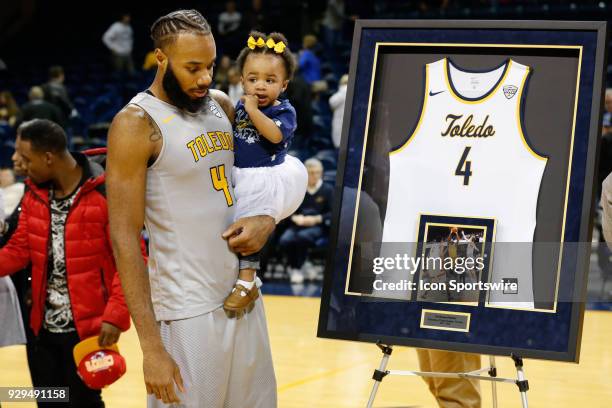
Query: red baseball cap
73 336 126 389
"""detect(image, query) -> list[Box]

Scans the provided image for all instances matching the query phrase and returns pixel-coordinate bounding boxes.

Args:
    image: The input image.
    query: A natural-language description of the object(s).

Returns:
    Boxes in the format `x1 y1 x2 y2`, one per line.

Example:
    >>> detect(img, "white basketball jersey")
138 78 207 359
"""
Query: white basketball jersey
129 92 238 321
382 58 547 308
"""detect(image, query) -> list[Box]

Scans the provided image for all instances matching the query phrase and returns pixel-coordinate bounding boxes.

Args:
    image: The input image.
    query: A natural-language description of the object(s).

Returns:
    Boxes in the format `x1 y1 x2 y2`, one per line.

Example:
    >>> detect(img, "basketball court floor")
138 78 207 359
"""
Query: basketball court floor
1 294 611 408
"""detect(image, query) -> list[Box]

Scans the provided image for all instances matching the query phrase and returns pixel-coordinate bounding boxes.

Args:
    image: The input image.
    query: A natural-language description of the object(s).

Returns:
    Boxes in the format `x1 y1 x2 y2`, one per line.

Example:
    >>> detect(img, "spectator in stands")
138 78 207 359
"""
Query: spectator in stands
598 89 612 200
42 66 76 122
285 65 313 149
329 73 348 148
344 0 374 38
143 50 157 71
0 154 27 242
298 34 323 85
0 119 130 407
602 171 612 246
142 50 158 83
0 91 20 128
19 86 65 128
602 88 612 135
418 0 450 13
300 0 327 38
227 65 244 106
0 168 24 216
345 0 374 20
279 158 333 283
214 55 233 93
245 0 267 34
102 13 135 75
0 189 4 235
321 0 345 52
218 1 242 57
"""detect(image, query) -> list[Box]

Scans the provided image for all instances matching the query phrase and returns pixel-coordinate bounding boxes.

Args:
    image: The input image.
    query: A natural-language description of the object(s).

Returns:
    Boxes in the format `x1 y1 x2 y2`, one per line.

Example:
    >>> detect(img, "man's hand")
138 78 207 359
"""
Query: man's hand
222 215 275 256
241 94 260 113
143 348 185 404
98 322 121 347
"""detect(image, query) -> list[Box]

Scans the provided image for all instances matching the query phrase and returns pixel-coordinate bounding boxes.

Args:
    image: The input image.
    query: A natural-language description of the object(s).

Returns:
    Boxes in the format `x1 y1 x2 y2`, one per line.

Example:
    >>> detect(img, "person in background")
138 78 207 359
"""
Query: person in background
602 150 612 241
0 167 24 216
19 86 65 128
0 119 131 407
0 90 20 128
143 50 157 71
298 34 322 85
329 73 348 148
602 89 612 135
0 156 27 243
42 66 76 122
103 13 135 75
142 50 159 84
218 1 243 57
321 0 345 52
599 89 612 196
1 153 35 388
0 188 27 350
285 65 313 150
245 0 267 33
417 350 481 408
213 55 233 93
227 65 244 106
279 158 333 283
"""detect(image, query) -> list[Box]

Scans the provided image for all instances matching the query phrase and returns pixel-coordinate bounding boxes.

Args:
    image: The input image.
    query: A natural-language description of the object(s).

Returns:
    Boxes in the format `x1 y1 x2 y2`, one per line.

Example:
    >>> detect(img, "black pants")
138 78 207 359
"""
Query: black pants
32 330 104 408
279 226 324 269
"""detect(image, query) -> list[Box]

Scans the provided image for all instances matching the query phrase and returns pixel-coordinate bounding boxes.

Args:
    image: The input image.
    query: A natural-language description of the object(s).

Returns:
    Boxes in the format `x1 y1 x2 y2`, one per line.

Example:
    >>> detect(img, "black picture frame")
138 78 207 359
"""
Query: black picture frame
317 20 609 362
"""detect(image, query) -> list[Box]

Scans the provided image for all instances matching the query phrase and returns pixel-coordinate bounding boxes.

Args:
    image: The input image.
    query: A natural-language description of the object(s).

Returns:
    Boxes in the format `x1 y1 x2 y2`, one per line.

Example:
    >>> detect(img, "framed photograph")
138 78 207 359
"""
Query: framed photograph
318 20 608 362
413 215 495 305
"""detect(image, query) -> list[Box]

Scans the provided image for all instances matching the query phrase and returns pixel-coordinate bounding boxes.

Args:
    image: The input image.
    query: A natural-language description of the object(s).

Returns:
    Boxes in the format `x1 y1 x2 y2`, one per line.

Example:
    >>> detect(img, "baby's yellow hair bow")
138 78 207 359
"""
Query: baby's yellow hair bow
247 36 265 49
266 38 286 54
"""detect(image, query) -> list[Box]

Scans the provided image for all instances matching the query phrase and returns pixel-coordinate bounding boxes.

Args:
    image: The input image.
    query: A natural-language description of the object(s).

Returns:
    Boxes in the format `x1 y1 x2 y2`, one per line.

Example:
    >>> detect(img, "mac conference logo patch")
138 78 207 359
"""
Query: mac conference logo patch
209 103 222 118
503 85 518 99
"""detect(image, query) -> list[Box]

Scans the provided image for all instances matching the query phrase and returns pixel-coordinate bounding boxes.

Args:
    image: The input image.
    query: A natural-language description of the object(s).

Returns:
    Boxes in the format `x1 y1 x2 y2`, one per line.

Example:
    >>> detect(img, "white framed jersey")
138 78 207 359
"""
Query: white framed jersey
381 58 548 309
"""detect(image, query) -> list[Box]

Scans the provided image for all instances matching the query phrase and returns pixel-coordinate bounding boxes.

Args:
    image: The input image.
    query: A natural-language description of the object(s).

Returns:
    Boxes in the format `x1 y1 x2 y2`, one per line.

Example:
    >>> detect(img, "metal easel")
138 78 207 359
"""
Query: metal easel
366 341 529 408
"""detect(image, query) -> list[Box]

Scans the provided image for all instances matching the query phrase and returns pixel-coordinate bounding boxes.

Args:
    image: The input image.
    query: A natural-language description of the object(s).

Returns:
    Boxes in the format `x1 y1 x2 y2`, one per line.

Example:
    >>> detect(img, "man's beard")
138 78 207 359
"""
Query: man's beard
162 63 207 113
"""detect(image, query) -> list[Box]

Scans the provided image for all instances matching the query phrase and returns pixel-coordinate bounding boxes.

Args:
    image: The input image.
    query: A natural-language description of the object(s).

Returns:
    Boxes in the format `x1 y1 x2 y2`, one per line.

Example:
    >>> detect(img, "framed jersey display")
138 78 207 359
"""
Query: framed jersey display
318 20 608 362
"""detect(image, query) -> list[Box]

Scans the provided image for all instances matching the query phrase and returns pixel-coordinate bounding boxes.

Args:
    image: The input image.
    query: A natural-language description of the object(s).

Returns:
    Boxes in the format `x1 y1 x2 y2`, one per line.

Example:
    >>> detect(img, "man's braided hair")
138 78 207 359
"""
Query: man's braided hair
150 9 211 49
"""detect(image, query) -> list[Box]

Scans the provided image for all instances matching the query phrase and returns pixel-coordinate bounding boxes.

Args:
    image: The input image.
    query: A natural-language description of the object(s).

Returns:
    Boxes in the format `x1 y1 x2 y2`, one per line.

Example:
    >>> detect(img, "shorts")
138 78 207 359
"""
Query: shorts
148 298 277 408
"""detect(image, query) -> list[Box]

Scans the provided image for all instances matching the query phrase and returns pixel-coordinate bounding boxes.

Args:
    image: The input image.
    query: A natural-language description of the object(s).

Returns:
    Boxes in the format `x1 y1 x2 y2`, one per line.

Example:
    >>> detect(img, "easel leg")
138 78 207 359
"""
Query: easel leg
512 354 529 408
489 356 498 408
366 342 393 408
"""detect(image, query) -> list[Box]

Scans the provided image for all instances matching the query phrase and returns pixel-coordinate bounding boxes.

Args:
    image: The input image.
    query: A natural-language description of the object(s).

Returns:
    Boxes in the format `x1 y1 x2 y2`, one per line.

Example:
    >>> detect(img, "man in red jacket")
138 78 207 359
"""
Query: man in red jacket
0 119 130 407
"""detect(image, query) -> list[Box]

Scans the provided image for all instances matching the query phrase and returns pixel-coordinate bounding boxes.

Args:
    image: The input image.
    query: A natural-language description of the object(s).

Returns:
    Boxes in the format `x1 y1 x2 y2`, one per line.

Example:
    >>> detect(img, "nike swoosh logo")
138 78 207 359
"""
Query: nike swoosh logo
429 90 445 96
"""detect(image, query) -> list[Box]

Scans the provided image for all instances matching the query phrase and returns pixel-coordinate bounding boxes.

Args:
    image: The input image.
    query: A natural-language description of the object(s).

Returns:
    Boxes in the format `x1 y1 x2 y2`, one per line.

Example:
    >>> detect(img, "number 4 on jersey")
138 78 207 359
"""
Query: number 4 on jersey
455 146 472 186
210 164 234 206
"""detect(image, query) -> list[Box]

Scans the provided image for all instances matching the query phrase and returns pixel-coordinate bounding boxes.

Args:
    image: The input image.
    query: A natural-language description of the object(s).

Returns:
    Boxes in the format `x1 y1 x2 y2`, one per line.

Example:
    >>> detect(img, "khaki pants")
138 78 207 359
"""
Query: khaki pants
417 349 481 408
